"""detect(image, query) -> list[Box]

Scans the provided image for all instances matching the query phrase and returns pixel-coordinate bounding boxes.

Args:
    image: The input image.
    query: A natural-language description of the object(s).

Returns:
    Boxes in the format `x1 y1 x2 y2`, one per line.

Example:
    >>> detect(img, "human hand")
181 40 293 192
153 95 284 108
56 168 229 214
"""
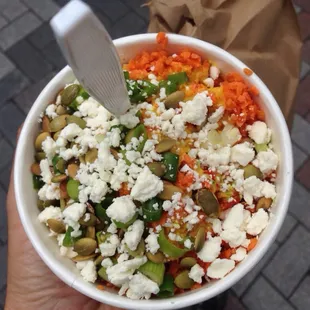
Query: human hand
5 149 121 310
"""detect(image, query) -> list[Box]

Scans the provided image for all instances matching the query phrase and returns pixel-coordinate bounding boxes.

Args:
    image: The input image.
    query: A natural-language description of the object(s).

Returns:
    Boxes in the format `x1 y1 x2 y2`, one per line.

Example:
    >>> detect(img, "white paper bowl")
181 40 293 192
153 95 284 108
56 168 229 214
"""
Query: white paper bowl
14 33 293 310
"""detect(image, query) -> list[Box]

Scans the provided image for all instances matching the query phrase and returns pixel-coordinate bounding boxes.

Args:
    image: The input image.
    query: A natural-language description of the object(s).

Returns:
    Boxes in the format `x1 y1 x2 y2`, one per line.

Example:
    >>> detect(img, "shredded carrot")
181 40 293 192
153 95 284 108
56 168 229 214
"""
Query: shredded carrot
243 68 253 76
222 72 264 127
168 261 181 278
150 211 169 229
175 171 195 191
119 183 131 196
191 283 202 290
156 32 168 49
220 248 236 259
180 153 196 169
247 238 258 252
96 284 105 290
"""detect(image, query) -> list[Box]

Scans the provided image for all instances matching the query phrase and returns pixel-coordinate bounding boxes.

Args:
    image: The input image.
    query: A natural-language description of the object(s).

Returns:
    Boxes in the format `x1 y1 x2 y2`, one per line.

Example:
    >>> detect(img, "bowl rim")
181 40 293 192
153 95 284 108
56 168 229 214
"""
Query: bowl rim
14 33 293 310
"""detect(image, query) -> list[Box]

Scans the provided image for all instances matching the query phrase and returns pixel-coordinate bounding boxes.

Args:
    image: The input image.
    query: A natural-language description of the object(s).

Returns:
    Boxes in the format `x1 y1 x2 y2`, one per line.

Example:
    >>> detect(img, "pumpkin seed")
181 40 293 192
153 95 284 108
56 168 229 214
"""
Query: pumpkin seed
50 115 68 132
127 240 145 257
147 162 167 177
42 115 51 132
86 226 96 239
118 229 125 239
67 163 79 178
243 164 263 180
51 174 67 183
61 84 80 106
47 219 66 234
37 199 54 211
60 198 66 211
56 158 66 173
256 197 272 211
66 115 86 129
155 138 177 153
56 105 67 115
66 179 80 200
30 162 41 176
53 131 61 141
71 253 97 262
73 238 97 256
94 255 104 266
79 213 98 226
85 148 98 163
146 251 165 263
60 181 69 199
35 152 46 162
110 148 119 160
194 227 205 252
174 270 194 289
158 181 183 200
35 132 50 150
164 90 185 109
78 155 85 164
180 257 197 268
196 188 219 216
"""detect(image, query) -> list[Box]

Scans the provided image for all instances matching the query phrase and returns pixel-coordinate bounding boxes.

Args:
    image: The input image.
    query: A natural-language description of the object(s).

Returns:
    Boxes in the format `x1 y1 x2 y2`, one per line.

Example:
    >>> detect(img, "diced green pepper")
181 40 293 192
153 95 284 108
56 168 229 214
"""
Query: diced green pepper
119 150 131 165
124 124 148 153
69 87 90 111
52 155 66 174
158 80 177 96
32 175 44 190
66 178 80 201
168 72 188 85
62 226 77 247
142 197 163 222
127 79 158 103
138 260 165 286
98 266 109 281
255 143 268 153
113 213 138 229
124 71 130 80
96 231 111 244
158 230 188 258
95 203 110 223
162 152 179 182
158 274 175 298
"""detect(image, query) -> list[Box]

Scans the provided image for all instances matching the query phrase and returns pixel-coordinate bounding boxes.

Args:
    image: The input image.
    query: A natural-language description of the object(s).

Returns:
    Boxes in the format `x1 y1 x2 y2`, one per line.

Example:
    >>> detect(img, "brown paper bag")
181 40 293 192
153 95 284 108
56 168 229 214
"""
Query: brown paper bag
148 0 302 124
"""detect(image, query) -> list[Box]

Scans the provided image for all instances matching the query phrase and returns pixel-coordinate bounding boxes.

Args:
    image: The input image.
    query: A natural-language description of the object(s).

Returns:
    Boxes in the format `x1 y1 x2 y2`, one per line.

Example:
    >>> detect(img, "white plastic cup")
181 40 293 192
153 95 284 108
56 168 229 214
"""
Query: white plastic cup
14 33 293 310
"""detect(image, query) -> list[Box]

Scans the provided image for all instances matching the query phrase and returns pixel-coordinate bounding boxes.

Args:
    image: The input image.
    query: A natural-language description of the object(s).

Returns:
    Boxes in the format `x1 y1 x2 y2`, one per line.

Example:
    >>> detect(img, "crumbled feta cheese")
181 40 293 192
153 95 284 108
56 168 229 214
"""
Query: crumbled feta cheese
41 136 57 161
108 127 121 147
208 106 225 124
124 220 144 251
38 183 60 201
207 258 235 279
222 204 244 230
181 92 212 125
40 158 52 184
184 239 193 249
197 236 222 263
261 181 276 199
101 258 113 268
198 146 231 168
80 260 97 283
106 256 147 286
126 273 159 300
106 196 137 223
247 121 270 144
119 112 140 129
246 209 269 236
130 166 163 202
99 234 120 257
231 142 255 166
231 247 247 262
118 253 129 263
189 264 205 283
210 66 220 80
45 104 57 119
89 179 108 203
60 123 82 140
159 87 166 100
203 77 214 88
243 176 264 204
161 108 175 121
208 218 222 234
220 227 247 248
63 203 86 234
107 222 118 234
253 150 278 174
145 233 160 254
38 206 62 223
